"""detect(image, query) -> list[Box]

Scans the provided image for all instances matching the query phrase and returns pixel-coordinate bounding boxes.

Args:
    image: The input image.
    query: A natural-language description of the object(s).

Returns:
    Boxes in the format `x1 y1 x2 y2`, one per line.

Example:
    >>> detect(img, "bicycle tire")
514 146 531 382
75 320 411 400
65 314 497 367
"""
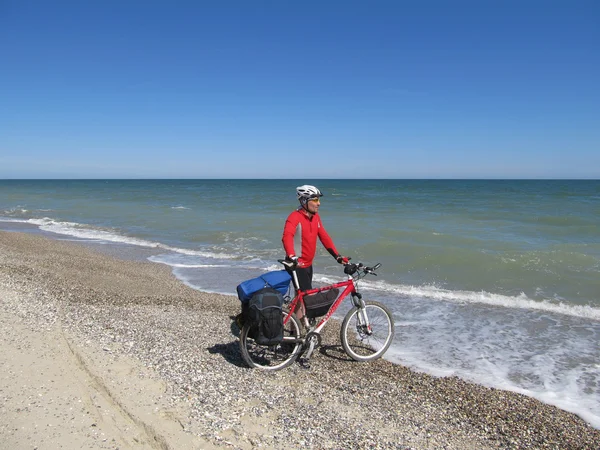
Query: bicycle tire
340 301 395 362
239 310 303 371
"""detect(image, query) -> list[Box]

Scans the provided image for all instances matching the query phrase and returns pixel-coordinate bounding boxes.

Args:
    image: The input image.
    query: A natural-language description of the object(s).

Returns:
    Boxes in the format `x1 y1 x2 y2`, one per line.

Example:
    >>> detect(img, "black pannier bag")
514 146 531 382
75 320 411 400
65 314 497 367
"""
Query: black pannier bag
304 288 339 319
248 287 284 346
235 270 292 329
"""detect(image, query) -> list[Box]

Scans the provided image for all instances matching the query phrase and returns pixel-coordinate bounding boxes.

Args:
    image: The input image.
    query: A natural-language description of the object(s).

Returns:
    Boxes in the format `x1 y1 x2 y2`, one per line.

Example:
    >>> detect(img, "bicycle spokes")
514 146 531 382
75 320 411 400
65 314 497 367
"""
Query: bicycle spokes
340 301 394 362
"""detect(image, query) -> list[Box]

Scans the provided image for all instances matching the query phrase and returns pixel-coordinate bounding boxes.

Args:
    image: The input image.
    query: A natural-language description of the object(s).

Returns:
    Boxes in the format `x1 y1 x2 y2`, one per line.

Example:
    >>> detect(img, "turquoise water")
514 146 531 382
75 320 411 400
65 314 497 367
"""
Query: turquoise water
1 179 599 428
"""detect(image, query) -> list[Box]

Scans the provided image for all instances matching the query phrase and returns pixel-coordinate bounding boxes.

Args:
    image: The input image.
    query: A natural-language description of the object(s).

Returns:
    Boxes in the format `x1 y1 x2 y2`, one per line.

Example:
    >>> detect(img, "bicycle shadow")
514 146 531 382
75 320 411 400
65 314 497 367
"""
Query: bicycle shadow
228 315 241 338
213 315 356 368
205 316 246 368
207 341 247 368
318 344 354 362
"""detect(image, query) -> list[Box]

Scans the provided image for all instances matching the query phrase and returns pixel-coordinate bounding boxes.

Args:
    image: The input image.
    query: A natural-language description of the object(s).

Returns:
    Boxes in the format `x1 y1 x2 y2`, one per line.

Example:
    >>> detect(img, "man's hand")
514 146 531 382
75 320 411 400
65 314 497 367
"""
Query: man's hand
286 255 299 268
336 255 350 264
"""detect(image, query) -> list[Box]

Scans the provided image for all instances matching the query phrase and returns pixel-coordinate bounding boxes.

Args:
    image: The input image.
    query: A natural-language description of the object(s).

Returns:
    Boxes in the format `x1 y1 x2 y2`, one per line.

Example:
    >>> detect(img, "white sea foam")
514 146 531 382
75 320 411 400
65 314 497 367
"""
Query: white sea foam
148 252 282 274
388 335 600 430
401 356 599 429
15 217 236 260
146 257 229 269
0 217 30 223
385 310 600 430
2 208 28 214
171 206 190 210
314 274 600 320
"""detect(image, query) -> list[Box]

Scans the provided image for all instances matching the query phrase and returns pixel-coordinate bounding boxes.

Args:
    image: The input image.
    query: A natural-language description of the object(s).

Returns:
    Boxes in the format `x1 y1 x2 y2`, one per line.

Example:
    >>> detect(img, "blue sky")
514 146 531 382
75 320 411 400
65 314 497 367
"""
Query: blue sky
1 1 598 179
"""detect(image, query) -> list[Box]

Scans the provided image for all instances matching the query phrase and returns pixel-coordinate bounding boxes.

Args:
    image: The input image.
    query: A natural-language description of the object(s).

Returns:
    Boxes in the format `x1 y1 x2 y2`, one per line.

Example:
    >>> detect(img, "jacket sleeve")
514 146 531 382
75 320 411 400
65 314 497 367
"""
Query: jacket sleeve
282 212 299 257
317 219 339 258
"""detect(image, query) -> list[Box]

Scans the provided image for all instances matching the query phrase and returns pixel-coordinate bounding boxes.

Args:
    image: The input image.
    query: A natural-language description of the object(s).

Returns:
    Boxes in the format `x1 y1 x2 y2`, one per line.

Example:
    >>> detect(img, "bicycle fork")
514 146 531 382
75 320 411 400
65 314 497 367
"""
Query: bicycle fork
353 294 373 336
357 307 373 336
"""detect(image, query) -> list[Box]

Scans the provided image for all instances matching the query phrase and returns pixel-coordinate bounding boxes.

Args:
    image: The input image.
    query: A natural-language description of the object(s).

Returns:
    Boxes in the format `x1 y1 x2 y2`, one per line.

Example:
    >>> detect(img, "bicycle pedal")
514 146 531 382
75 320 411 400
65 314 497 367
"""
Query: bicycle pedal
298 358 311 369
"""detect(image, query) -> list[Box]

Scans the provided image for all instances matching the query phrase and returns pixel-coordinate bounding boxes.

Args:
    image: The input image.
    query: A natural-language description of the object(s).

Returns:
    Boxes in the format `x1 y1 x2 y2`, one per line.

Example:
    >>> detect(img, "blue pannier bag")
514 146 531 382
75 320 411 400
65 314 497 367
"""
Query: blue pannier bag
236 270 292 303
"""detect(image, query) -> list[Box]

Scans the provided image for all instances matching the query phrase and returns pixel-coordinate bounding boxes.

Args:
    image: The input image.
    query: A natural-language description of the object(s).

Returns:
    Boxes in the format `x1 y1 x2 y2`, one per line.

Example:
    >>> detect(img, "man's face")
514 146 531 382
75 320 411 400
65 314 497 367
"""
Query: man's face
306 197 320 214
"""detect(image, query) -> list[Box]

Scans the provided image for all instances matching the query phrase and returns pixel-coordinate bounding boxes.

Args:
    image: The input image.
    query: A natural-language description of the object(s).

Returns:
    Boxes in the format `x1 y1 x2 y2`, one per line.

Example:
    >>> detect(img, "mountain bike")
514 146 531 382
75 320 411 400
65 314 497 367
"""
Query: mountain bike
239 260 395 371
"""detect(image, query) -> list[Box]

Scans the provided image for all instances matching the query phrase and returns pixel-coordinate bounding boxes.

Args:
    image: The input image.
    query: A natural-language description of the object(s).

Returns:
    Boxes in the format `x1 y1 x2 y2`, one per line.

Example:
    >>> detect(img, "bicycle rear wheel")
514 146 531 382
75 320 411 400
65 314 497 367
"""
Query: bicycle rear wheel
340 301 394 362
239 311 303 371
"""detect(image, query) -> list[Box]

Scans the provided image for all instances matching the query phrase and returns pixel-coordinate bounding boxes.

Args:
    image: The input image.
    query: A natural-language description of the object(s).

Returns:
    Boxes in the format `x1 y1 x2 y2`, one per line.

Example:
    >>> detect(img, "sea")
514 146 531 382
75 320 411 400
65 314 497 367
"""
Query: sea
1 179 599 429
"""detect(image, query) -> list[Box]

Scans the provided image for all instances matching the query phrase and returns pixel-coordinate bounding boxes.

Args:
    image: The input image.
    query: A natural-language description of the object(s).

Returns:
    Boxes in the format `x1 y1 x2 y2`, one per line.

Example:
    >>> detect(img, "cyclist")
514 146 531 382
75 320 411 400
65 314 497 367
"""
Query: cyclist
282 185 349 326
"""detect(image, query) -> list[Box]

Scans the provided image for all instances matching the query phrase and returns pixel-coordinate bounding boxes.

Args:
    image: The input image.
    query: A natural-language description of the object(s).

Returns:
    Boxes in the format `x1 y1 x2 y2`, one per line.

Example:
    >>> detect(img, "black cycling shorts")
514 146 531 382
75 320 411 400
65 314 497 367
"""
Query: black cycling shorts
287 265 313 291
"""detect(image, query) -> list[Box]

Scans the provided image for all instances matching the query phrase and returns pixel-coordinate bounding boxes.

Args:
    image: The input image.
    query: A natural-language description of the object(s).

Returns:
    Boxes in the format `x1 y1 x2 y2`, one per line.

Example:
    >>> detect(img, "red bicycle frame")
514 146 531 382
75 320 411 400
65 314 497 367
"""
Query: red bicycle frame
283 276 357 333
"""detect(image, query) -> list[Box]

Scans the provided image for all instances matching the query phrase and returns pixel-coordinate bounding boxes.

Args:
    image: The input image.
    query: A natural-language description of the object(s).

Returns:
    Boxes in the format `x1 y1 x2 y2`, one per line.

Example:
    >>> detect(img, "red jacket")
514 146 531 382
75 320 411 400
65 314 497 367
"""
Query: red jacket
282 209 339 267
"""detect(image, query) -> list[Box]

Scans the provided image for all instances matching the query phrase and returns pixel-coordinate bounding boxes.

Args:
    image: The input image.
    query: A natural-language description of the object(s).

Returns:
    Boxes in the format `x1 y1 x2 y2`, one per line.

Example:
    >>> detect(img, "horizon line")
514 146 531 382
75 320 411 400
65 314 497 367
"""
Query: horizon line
1 177 599 181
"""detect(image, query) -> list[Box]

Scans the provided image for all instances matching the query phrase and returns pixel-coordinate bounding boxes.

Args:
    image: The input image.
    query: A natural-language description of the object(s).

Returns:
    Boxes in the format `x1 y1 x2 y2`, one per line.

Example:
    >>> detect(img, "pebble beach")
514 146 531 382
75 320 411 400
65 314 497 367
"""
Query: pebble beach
1 231 599 449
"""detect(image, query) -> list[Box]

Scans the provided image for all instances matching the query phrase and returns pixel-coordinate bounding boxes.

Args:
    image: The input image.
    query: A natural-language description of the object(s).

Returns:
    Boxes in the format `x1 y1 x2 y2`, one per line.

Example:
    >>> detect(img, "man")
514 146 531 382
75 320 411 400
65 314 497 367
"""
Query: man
282 185 349 326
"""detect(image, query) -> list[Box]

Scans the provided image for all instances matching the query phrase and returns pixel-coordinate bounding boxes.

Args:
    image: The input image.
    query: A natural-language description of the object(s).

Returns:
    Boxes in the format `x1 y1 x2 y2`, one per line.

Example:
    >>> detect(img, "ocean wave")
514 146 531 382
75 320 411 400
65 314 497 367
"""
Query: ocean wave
16 217 237 260
314 274 600 320
2 208 28 215
147 257 230 269
0 217 31 223
8 216 599 322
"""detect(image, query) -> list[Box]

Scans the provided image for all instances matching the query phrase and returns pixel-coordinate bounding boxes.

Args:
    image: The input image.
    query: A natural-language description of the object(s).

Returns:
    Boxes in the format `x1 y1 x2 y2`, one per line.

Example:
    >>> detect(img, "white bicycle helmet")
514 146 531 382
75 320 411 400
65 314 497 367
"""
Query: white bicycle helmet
296 185 323 201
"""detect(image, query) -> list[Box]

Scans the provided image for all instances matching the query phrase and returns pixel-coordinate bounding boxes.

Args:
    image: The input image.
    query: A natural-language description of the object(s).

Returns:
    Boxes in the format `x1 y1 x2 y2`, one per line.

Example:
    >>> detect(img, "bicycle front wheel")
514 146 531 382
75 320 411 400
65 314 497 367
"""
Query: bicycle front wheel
239 311 303 371
341 301 395 362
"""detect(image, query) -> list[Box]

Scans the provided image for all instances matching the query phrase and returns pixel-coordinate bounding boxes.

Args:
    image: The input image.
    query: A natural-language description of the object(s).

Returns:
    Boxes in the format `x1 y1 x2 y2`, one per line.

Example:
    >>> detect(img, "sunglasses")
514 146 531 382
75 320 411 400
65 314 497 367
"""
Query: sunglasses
308 197 321 203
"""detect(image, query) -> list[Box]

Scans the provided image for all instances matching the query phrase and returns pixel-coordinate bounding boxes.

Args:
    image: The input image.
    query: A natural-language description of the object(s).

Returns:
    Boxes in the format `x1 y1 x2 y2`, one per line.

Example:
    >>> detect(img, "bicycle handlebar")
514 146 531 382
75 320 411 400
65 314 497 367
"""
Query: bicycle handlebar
361 262 381 275
278 259 381 278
